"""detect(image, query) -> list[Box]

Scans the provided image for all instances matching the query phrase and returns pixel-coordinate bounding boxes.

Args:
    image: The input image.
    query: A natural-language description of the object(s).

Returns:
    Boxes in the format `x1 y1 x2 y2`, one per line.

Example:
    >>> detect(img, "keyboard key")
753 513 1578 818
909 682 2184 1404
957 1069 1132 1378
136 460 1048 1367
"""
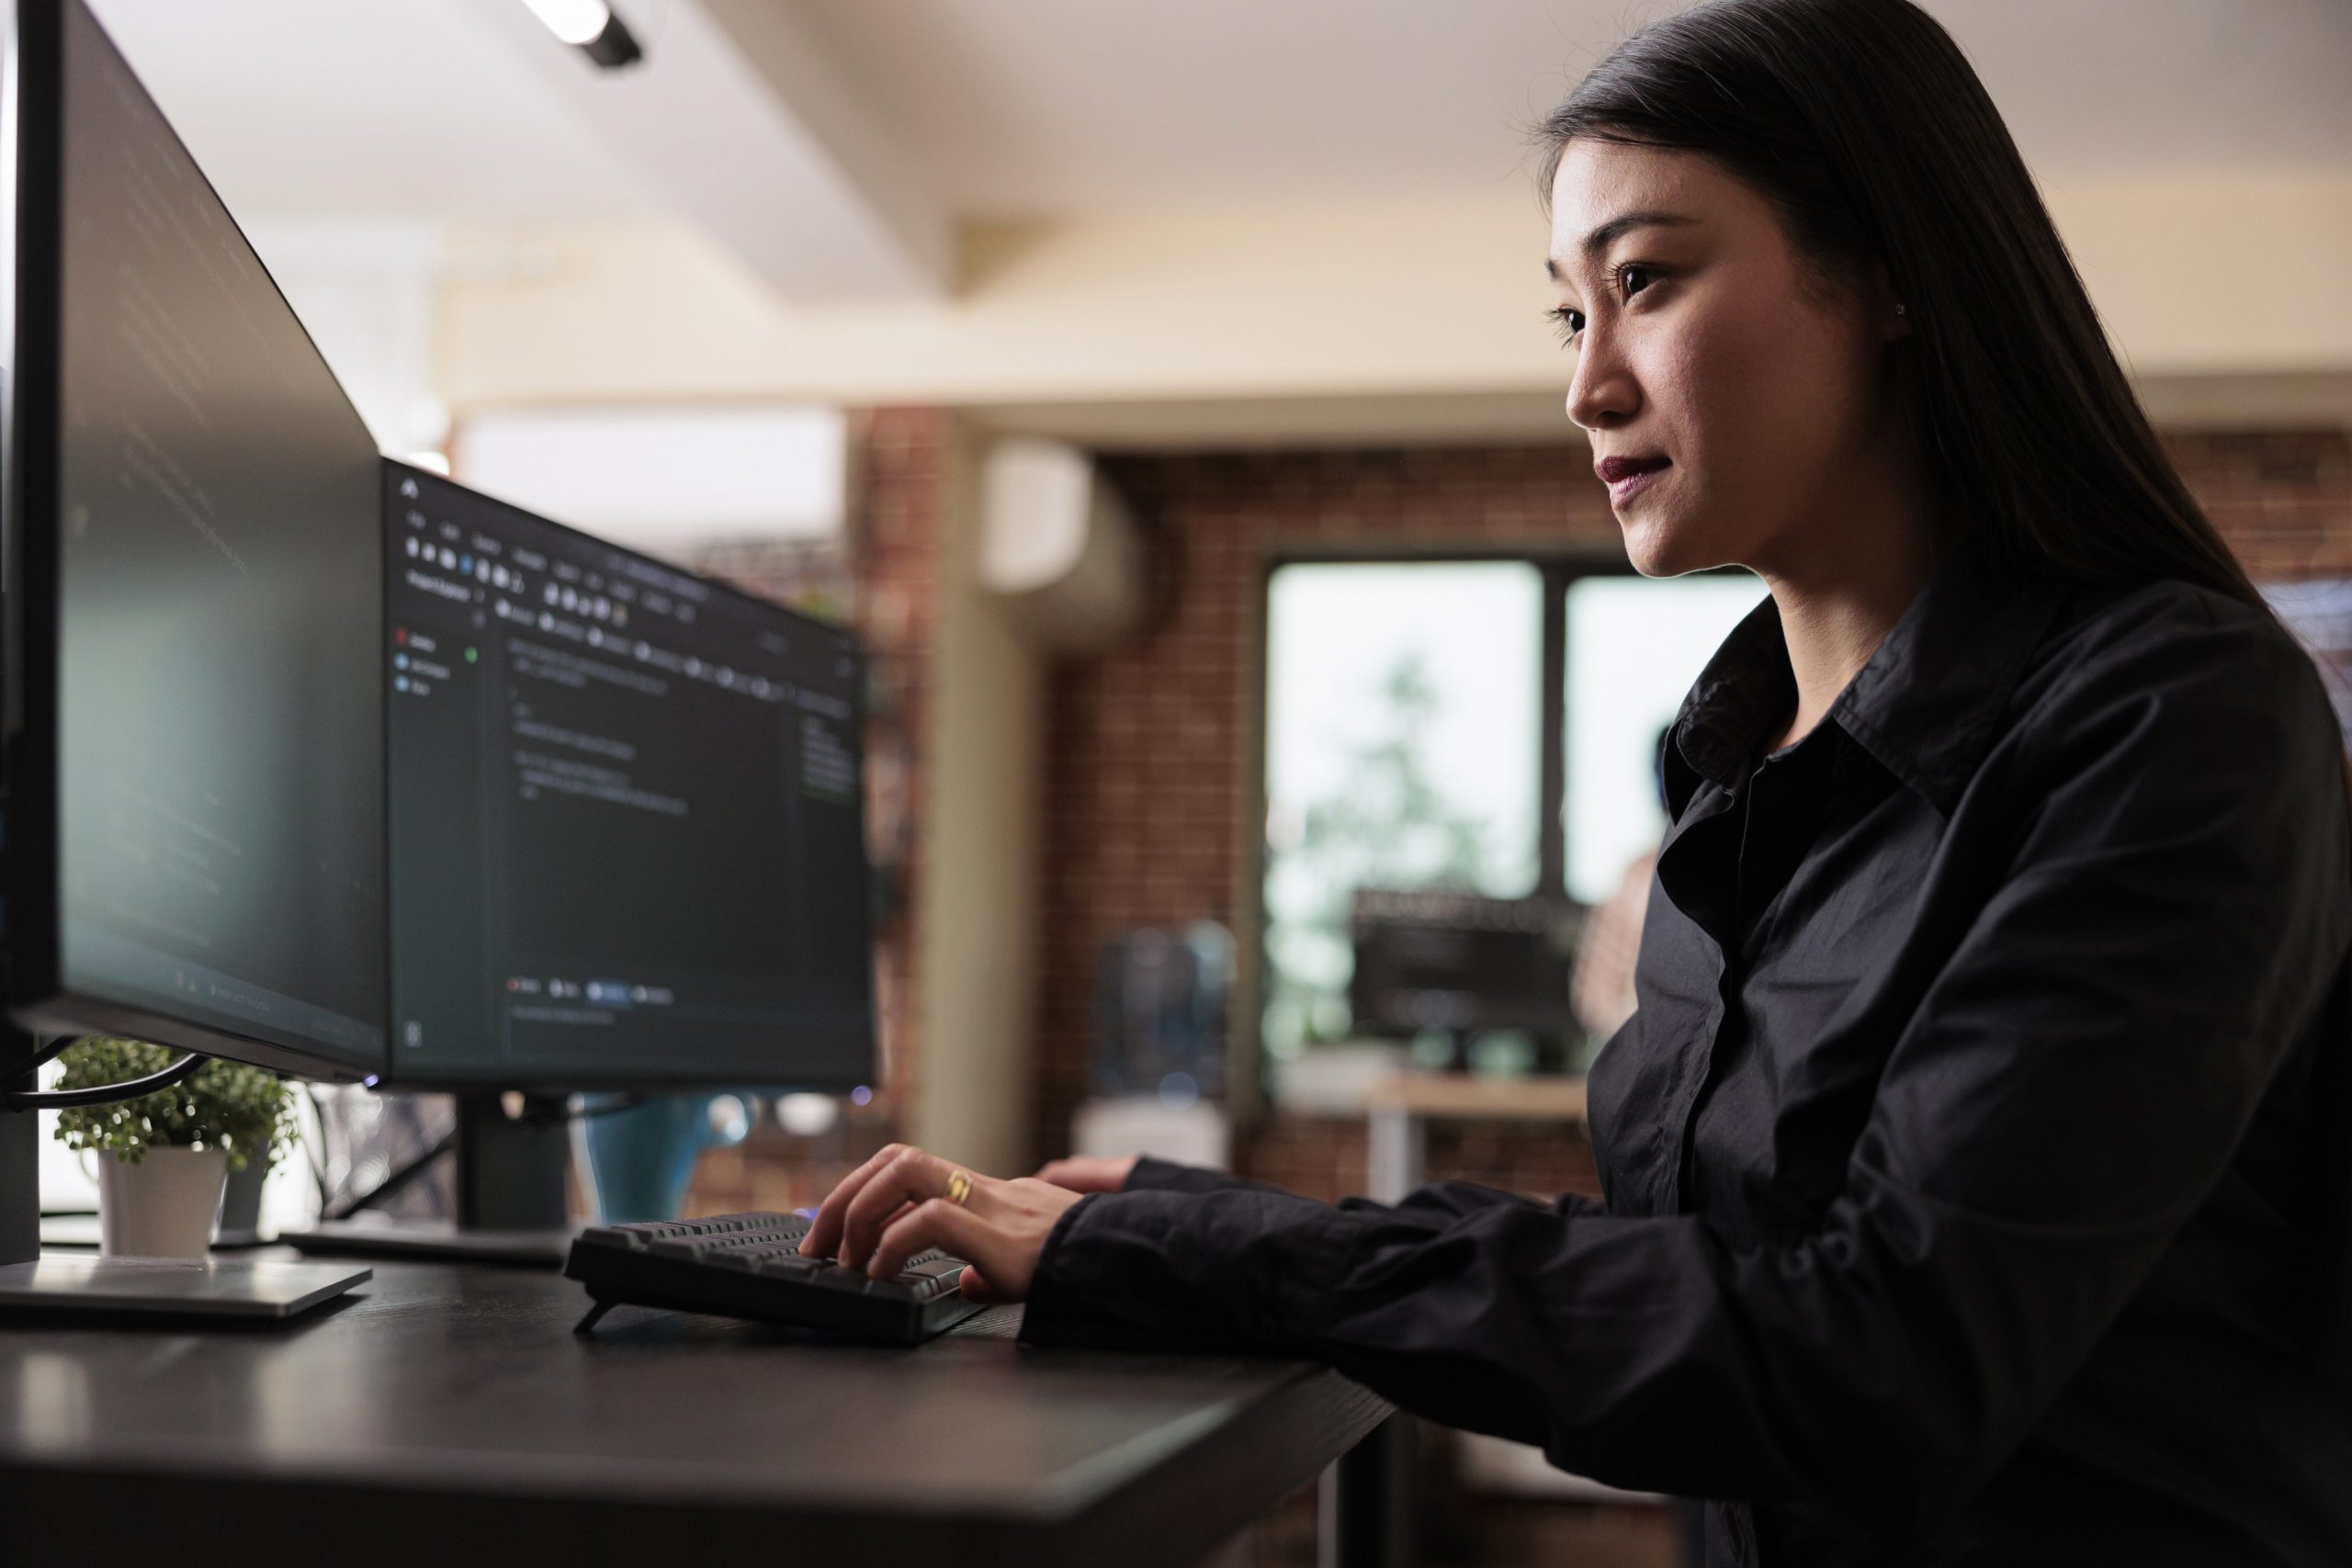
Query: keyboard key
580 1226 651 1250
702 1250 763 1272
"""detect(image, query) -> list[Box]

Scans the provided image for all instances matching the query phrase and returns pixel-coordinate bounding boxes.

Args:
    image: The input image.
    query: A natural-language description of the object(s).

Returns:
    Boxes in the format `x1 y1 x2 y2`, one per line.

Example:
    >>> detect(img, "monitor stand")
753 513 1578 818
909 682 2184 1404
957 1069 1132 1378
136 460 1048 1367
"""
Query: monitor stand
280 1093 577 1268
0 1045 372 1321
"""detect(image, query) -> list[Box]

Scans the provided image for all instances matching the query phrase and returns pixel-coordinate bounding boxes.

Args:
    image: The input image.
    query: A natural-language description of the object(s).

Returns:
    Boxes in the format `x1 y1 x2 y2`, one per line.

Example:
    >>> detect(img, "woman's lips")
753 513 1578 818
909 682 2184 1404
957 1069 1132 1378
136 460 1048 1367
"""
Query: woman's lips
1597 456 1670 505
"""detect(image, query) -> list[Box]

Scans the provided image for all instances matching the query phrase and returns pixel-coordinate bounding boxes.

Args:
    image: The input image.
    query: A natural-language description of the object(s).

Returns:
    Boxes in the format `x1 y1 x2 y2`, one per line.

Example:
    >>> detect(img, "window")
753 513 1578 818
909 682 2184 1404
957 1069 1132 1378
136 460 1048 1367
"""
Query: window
1258 556 1766 1081
1261 563 1544 1060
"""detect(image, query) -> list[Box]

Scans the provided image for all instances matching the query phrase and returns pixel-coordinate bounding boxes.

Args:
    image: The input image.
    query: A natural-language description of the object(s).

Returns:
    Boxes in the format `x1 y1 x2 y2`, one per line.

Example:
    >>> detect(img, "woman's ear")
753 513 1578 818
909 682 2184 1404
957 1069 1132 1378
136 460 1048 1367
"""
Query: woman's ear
1868 256 1912 343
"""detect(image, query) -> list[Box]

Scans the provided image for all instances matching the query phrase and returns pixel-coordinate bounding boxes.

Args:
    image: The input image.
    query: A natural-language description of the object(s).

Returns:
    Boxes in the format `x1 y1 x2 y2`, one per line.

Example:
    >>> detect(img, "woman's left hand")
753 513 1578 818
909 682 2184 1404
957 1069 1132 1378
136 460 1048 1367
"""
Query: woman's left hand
797 1143 1085 1303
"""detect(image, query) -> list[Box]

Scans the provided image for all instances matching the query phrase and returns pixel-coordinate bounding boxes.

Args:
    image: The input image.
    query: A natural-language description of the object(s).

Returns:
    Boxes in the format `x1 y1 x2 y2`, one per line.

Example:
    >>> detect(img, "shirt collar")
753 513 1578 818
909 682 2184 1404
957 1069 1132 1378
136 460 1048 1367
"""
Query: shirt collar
1667 527 2071 818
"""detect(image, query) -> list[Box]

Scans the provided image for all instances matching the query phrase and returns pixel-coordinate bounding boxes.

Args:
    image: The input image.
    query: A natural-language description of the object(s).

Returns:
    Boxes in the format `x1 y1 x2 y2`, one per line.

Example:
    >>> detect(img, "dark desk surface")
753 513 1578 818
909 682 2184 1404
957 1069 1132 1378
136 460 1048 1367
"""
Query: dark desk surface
0 1255 1389 1567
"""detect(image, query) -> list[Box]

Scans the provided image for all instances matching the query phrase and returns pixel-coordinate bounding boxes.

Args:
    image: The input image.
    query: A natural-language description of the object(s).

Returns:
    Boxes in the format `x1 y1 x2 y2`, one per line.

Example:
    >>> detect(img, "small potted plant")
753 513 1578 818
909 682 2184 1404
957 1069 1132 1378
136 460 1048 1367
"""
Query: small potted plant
52 1036 300 1258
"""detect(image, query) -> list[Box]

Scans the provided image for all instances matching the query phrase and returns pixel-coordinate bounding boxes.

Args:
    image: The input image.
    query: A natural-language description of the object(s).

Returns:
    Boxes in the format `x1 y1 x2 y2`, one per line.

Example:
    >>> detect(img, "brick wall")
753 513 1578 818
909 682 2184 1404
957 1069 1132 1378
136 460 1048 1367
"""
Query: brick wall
2165 431 2352 578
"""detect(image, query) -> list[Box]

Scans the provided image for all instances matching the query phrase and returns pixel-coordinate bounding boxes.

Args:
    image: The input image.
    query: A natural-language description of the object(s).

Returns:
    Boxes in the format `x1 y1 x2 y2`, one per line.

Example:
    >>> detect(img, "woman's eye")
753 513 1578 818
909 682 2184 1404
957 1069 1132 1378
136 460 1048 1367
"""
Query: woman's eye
1549 266 1657 346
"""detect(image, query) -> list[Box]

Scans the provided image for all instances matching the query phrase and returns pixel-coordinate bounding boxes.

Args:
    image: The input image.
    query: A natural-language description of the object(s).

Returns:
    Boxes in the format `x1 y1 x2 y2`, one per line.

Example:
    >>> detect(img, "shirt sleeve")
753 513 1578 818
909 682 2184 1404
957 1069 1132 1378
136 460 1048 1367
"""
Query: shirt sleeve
1021 597 2352 1547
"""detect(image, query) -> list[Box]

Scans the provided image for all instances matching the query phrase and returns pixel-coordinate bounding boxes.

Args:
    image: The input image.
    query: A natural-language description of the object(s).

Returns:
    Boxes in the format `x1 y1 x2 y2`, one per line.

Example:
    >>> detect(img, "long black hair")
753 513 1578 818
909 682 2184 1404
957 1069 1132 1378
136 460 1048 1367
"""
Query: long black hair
1535 0 2263 615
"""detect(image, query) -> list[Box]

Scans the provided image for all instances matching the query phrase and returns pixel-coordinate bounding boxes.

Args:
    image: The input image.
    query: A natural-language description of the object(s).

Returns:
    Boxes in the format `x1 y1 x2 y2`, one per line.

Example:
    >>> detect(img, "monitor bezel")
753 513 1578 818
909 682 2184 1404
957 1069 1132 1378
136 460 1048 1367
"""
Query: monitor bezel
0 0 381 1081
375 457 881 1096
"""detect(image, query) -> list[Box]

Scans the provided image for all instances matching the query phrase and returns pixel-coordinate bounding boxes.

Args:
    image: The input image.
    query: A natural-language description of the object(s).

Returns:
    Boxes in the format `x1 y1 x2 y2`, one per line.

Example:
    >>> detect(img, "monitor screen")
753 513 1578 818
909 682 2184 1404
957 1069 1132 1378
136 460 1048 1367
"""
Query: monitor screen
1348 889 1575 1040
4 0 387 1075
381 462 875 1090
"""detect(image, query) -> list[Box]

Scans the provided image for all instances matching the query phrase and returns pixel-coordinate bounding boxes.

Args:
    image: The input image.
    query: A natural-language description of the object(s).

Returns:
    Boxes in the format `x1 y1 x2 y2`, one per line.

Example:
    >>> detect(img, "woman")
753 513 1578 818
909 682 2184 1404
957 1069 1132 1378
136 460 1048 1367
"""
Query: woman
800 1 2352 1562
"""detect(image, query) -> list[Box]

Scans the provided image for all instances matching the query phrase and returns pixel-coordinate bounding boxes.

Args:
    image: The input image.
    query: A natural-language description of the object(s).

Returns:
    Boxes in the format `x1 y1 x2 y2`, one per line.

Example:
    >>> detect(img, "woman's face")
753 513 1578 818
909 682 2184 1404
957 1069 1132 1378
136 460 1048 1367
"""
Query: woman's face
1547 139 1907 579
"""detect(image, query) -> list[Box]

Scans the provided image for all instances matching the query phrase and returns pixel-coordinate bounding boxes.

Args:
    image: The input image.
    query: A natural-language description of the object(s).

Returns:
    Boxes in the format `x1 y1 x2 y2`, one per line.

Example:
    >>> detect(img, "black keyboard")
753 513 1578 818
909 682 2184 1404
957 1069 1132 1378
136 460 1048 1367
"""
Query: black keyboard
564 1211 986 1344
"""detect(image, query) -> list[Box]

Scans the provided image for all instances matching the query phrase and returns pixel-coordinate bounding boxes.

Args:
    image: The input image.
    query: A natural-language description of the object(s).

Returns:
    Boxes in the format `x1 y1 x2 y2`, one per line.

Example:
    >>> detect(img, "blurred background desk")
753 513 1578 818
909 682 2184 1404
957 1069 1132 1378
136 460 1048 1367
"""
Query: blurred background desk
1366 1074 1589 1203
0 1257 1391 1568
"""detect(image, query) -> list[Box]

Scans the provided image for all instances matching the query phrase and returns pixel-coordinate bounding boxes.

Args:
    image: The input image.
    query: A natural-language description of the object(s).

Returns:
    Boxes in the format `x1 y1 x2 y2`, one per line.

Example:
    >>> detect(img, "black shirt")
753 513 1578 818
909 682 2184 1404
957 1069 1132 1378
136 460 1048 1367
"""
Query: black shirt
1021 526 2352 1567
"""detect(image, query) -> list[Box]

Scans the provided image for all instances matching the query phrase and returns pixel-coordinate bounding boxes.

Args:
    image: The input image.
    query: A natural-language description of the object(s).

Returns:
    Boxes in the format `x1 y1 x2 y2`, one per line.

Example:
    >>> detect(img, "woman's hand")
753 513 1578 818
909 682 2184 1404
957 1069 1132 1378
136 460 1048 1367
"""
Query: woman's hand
797 1143 1084 1303
1033 1154 1139 1193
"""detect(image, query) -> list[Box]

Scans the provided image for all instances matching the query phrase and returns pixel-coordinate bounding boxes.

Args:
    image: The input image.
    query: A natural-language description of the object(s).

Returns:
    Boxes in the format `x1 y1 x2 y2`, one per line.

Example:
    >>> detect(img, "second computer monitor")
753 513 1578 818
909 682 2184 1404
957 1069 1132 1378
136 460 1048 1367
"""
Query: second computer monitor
381 461 875 1091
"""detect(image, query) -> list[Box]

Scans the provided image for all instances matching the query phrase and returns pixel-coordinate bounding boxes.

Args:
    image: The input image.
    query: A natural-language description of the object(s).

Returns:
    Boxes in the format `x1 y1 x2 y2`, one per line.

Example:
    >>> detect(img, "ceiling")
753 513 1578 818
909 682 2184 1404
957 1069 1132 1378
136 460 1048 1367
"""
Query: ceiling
85 0 2352 230
84 0 663 222
786 0 2352 212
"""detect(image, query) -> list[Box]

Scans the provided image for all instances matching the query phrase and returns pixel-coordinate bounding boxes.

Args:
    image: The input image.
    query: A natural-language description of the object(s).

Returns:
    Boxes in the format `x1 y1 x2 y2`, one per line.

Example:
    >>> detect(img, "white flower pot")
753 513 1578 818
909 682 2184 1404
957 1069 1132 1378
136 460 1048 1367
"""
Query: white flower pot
96 1146 230 1258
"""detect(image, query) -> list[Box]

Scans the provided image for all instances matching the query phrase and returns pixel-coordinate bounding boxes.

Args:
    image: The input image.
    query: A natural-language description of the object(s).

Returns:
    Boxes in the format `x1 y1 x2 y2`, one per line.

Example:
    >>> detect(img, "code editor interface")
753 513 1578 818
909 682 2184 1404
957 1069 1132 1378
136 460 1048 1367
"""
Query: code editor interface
384 463 873 1088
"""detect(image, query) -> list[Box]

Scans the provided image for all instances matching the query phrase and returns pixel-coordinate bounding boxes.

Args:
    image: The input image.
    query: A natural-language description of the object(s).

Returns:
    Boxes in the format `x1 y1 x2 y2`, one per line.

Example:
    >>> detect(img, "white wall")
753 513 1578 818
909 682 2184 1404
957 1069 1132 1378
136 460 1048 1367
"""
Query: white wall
433 174 2352 437
243 217 447 457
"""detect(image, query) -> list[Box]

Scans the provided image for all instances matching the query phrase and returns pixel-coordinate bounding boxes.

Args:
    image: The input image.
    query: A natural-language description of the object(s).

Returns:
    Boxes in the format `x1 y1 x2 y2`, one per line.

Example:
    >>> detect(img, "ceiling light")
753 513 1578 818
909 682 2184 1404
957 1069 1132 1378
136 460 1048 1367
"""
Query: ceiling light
519 0 608 46
518 0 643 69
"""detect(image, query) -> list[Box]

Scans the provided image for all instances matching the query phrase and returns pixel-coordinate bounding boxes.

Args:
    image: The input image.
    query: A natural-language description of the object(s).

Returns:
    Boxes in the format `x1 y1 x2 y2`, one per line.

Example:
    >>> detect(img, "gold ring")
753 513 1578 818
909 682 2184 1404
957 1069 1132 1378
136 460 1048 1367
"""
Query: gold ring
945 1169 973 1206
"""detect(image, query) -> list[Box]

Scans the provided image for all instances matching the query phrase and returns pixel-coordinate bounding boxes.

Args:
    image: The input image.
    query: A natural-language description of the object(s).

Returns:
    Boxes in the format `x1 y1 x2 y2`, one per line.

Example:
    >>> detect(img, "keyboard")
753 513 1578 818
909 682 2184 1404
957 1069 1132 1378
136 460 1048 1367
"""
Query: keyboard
564 1211 986 1344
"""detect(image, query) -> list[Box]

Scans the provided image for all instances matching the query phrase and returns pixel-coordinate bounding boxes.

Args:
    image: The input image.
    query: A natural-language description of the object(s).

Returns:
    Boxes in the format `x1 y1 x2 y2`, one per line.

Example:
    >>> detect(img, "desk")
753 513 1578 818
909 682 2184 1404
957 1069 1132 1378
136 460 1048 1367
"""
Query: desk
0 1256 1393 1567
1364 1073 1589 1202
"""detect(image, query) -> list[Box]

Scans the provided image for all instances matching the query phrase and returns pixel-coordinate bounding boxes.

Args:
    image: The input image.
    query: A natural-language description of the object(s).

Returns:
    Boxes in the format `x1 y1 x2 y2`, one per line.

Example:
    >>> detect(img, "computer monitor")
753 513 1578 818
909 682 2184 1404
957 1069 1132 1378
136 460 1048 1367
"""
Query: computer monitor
0 0 384 1309
380 460 874 1095
278 462 875 1260
1348 888 1579 1071
2 0 386 1077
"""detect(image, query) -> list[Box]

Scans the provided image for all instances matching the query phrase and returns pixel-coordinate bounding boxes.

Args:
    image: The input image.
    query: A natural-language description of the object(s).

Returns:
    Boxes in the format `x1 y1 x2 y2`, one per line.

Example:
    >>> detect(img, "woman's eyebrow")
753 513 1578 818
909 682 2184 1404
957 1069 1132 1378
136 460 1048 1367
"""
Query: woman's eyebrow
1544 210 1701 280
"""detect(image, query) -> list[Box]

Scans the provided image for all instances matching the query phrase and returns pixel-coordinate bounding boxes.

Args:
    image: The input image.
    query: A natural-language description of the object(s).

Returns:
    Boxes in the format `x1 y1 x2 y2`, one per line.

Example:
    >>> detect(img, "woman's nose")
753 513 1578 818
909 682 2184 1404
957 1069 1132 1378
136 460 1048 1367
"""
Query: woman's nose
1566 326 1639 434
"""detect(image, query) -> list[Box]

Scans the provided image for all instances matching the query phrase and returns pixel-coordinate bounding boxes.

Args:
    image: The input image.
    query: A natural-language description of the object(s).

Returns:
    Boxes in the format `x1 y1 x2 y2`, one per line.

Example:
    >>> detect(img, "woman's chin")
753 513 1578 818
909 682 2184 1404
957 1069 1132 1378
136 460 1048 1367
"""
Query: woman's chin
1617 513 1706 579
